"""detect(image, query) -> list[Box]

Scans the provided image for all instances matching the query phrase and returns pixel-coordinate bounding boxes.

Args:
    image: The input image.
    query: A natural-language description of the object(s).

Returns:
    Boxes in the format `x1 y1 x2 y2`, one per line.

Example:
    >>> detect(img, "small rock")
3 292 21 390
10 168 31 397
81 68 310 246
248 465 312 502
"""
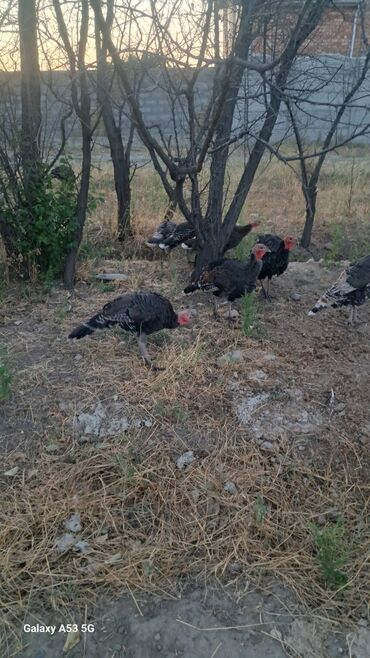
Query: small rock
55 533 79 553
104 552 122 565
359 435 369 446
217 350 244 366
335 403 346 413
228 561 242 574
154 633 161 641
74 540 91 554
65 512 82 533
176 451 196 470
223 481 237 495
4 466 19 477
74 354 82 362
95 534 108 544
14 320 23 326
247 369 267 382
95 273 128 281
291 292 301 301
223 308 239 320
358 619 368 628
326 507 340 521
45 444 60 453
259 441 275 451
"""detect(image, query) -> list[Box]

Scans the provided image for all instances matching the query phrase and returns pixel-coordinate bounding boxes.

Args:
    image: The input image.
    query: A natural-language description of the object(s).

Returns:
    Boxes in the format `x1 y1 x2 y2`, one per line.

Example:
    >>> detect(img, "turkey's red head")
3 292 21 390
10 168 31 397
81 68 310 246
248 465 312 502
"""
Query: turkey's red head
284 236 295 250
252 243 269 261
177 310 191 325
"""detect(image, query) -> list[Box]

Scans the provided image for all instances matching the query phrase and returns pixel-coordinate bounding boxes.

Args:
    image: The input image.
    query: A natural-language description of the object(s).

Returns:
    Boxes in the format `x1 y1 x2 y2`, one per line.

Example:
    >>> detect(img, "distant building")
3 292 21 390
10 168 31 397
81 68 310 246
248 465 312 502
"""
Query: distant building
220 1 369 58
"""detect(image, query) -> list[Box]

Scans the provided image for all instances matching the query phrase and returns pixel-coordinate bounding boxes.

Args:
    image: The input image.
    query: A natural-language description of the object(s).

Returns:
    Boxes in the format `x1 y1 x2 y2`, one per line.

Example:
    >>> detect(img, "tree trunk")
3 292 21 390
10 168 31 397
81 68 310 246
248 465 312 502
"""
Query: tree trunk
18 0 41 197
192 231 223 280
64 123 91 287
300 182 318 248
95 13 132 241
55 0 92 287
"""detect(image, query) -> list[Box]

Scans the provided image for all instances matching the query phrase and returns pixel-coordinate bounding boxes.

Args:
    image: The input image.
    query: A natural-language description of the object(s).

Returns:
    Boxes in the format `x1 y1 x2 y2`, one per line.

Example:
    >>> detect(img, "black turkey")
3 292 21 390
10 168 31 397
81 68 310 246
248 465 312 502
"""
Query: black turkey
257 234 295 300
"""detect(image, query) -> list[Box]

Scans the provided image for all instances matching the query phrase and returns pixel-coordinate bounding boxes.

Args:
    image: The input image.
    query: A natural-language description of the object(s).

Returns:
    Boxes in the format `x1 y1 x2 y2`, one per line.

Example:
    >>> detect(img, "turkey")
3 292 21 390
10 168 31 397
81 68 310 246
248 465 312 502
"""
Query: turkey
184 243 269 318
224 221 260 252
159 222 195 251
68 292 191 369
180 221 260 253
256 234 295 300
146 218 177 248
309 254 370 325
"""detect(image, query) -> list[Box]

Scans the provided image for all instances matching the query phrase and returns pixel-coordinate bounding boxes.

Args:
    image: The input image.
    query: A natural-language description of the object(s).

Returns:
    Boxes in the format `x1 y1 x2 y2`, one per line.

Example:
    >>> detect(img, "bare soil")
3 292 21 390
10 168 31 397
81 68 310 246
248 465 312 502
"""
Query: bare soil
1 251 369 658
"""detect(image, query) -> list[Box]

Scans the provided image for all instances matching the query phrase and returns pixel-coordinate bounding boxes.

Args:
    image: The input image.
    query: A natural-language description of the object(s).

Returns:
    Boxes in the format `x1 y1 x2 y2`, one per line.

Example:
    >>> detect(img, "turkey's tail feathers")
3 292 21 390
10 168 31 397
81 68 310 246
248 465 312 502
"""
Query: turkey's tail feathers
68 313 107 339
308 294 330 316
184 283 198 294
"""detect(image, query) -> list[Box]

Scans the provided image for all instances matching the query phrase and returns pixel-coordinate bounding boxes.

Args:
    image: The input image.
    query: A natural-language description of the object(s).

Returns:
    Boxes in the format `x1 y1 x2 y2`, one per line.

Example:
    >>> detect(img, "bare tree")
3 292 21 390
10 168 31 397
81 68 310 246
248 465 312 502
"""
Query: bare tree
0 0 42 269
91 0 330 278
52 0 94 287
95 0 134 241
18 0 41 198
286 4 370 247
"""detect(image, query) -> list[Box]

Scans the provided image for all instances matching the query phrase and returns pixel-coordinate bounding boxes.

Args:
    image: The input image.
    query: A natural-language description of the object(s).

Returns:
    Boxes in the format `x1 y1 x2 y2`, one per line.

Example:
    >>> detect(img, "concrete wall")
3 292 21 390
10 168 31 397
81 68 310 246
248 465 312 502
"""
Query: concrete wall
1 54 370 165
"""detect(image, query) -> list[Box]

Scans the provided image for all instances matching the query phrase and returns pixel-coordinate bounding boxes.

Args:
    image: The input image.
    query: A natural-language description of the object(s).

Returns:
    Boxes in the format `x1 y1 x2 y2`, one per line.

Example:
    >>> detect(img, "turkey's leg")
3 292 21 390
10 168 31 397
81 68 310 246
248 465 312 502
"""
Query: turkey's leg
137 334 163 370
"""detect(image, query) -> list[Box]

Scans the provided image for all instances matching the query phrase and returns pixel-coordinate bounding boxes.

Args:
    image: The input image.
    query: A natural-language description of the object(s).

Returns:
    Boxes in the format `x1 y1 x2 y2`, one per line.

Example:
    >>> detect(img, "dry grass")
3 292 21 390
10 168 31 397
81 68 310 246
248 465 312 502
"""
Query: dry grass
1 150 370 650
1 429 369 641
86 151 370 262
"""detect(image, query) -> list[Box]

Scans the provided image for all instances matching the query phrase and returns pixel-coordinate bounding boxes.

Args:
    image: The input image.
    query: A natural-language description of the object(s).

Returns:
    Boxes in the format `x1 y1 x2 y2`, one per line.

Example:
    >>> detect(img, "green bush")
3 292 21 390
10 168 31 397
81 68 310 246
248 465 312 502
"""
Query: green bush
0 157 77 280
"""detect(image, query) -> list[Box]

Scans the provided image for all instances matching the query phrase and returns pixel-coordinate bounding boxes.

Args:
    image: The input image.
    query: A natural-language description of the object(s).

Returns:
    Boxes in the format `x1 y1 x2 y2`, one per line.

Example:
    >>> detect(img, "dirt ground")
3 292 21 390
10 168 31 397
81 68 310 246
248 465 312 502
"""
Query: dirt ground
15 581 362 658
1 250 370 657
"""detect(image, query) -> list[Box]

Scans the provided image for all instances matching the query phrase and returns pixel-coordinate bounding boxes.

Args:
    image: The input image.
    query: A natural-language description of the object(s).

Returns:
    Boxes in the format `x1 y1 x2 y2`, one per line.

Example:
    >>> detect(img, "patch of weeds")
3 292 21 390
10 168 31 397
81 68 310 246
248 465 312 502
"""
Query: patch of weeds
143 560 154 578
348 227 370 262
310 520 348 589
154 400 188 423
240 292 265 338
97 281 116 294
80 240 117 261
325 218 346 263
169 262 179 294
0 265 7 304
150 330 171 347
114 454 135 486
254 494 268 525
0 348 12 400
54 302 71 323
269 387 290 401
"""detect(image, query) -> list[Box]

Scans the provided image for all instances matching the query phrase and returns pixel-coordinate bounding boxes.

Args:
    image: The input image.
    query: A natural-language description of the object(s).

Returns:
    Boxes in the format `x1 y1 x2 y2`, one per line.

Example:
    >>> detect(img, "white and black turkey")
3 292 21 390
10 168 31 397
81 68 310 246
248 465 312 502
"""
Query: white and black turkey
69 292 191 369
309 255 370 325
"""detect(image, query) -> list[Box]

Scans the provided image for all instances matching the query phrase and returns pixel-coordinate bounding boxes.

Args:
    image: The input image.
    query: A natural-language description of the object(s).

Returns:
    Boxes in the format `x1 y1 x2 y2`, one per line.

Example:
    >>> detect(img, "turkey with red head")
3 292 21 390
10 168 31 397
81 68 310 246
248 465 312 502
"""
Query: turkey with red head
256 234 295 300
309 254 370 325
184 243 269 318
68 292 191 370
